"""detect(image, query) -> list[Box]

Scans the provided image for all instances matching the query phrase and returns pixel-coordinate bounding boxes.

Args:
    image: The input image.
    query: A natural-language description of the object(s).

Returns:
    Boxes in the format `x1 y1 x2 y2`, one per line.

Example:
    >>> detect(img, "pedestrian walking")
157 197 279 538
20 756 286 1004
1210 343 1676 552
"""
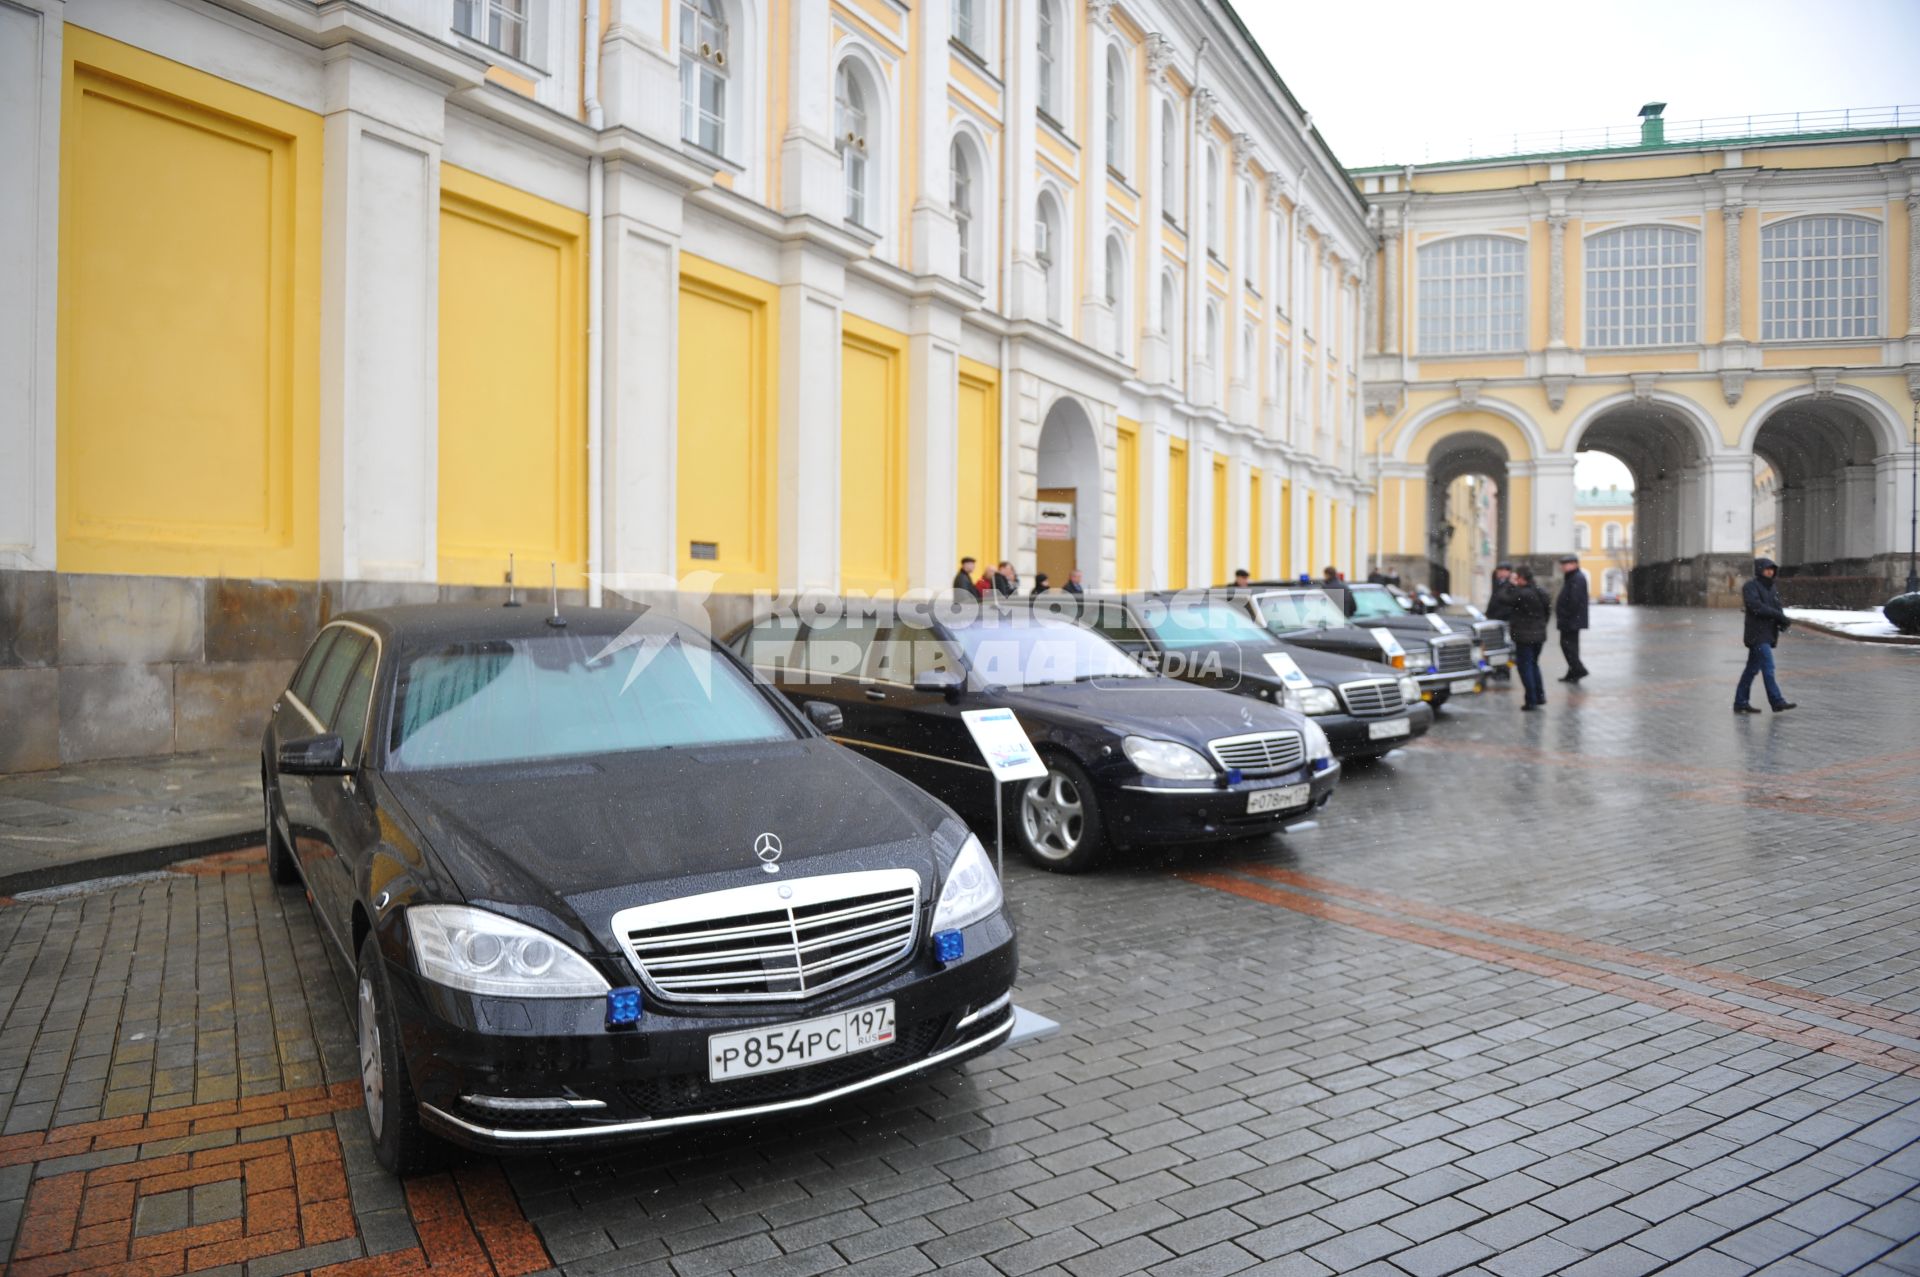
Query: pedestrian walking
1555 555 1590 683
1507 565 1552 710
953 556 983 601
1734 557 1796 714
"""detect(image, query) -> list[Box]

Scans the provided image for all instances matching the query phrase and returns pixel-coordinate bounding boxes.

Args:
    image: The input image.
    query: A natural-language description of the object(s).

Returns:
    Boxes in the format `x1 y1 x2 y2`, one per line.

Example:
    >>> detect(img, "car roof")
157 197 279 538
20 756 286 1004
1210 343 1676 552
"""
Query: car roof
324 603 697 652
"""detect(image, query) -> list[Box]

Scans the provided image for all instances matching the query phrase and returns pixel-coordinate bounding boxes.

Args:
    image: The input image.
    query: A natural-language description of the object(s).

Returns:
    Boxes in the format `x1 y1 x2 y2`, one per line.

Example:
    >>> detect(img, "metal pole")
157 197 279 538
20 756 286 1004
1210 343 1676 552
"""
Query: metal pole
1907 399 1919 595
994 779 1005 879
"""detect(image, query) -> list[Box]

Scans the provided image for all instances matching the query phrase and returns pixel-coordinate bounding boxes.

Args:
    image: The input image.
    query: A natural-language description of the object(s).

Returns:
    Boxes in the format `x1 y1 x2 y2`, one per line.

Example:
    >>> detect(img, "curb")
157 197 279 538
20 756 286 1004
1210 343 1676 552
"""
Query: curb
1790 617 1920 647
0 828 260 896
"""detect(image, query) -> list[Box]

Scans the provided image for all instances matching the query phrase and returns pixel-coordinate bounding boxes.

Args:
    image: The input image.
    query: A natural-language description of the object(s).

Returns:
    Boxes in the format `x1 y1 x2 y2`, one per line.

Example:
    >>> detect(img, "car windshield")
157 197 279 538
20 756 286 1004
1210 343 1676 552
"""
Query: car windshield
1143 600 1274 649
948 616 1152 687
1348 588 1410 619
387 631 794 770
1252 591 1348 633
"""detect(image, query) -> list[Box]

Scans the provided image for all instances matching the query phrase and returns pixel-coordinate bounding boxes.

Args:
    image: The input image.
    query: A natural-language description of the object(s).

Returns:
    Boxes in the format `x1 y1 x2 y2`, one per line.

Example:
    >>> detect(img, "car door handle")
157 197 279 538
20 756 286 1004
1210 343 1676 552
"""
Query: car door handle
864 688 888 701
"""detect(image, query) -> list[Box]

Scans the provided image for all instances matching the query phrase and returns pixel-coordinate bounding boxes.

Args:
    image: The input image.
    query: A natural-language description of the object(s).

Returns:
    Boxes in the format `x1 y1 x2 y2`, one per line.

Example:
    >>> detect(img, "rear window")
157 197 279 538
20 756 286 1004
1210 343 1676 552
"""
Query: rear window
1348 589 1408 619
388 631 794 770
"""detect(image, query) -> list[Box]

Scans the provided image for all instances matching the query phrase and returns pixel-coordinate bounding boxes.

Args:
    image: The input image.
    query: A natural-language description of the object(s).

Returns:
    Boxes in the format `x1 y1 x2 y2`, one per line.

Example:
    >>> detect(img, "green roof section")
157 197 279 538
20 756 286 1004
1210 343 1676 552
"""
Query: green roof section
1576 486 1636 507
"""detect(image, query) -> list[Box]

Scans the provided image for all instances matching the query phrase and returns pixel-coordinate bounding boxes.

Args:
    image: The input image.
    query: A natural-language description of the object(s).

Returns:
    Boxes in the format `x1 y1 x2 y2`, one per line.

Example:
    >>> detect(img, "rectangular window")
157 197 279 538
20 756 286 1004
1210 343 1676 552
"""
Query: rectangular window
1416 235 1527 355
455 0 530 61
1761 216 1880 341
1585 226 1698 348
952 0 975 51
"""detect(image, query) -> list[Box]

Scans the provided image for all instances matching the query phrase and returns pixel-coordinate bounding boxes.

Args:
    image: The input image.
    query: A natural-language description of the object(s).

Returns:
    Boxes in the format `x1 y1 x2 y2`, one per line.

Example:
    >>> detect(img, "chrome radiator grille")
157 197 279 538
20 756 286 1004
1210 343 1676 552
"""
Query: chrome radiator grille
612 870 919 1004
1338 679 1405 717
1207 731 1306 777
1433 639 1475 674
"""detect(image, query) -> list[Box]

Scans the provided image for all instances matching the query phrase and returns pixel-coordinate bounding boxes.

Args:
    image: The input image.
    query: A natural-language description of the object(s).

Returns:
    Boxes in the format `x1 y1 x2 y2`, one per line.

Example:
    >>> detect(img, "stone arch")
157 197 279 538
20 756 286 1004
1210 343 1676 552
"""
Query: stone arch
1034 393 1104 589
1562 389 1724 461
1421 426 1512 597
1389 394 1545 464
1739 385 1905 576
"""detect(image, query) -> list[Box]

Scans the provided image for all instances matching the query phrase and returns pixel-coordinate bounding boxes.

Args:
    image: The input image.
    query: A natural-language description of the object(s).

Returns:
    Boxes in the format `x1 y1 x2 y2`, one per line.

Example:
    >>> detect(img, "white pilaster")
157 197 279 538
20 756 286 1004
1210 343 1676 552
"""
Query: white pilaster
1079 3 1112 346
318 50 447 583
909 0 955 279
777 243 846 591
780 0 841 223
907 297 963 588
1839 463 1876 560
598 0 679 140
0 0 60 572
1876 450 1919 568
1704 455 1758 557
1530 456 1578 557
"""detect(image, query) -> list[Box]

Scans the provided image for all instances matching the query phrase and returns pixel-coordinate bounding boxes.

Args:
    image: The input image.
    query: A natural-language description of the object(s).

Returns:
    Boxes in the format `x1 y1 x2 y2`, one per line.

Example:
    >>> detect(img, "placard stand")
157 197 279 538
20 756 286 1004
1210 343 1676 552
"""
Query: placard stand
959 708 1047 879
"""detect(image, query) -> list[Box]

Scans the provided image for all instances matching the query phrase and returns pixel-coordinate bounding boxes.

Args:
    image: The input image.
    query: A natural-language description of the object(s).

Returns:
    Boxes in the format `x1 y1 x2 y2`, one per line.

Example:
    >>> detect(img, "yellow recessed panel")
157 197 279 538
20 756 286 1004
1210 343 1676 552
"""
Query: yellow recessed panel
840 315 908 594
1167 438 1189 590
1115 417 1140 590
957 359 1001 572
58 28 321 578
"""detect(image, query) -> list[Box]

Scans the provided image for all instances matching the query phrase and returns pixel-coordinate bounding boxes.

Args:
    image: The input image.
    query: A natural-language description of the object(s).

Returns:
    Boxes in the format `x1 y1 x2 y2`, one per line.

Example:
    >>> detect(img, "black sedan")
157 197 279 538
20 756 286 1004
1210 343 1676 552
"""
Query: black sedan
728 602 1339 873
262 605 1016 1171
1074 593 1432 761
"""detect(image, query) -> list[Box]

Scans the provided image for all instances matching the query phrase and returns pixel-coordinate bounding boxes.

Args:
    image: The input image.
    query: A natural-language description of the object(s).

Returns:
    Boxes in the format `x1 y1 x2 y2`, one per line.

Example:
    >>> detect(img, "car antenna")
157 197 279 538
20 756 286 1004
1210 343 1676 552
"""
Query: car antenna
546 561 566 627
504 552 521 607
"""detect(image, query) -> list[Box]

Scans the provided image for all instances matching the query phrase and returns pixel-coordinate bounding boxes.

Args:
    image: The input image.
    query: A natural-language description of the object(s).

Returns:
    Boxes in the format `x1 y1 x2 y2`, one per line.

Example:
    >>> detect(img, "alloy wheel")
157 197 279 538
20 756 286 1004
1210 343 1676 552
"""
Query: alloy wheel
358 977 385 1140
1020 768 1085 861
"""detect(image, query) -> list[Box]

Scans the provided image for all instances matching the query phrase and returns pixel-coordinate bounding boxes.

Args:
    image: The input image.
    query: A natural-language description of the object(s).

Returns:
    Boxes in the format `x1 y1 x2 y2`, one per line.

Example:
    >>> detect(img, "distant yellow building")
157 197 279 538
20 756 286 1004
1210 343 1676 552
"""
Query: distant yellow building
1572 486 1634 601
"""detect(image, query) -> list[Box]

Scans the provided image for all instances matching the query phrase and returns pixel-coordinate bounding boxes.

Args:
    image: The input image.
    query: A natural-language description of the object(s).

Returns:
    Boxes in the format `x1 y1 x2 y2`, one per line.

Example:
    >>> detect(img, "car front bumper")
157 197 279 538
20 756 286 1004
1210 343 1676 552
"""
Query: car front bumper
386 916 1018 1152
1105 763 1339 847
1313 701 1434 757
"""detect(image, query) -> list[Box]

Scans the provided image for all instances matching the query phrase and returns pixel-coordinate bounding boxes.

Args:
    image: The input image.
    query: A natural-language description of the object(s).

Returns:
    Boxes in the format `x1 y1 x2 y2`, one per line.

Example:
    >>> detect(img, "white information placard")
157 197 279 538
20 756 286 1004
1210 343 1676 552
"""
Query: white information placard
1428 614 1453 634
1367 628 1406 660
1260 651 1314 690
961 708 1048 782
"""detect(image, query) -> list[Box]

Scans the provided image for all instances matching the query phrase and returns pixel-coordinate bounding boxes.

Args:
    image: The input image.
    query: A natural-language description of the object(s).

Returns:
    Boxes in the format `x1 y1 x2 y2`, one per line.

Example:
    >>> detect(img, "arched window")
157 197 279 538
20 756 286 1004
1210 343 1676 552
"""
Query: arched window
1105 236 1127 356
1272 203 1288 302
1205 147 1221 252
1585 225 1698 347
1240 327 1254 388
678 0 729 155
1105 47 1128 175
950 139 976 283
1159 100 1178 223
1575 523 1592 551
1159 270 1176 337
834 63 871 228
1602 522 1621 550
1761 215 1880 340
1416 235 1526 354
1204 302 1220 367
1036 0 1058 119
1036 193 1063 324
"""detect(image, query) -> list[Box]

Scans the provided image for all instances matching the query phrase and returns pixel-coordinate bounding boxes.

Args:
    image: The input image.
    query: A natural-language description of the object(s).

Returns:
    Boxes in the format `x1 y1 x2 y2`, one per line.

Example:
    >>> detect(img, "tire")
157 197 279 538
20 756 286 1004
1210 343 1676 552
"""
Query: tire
262 768 300 886
1007 754 1107 873
355 930 439 1175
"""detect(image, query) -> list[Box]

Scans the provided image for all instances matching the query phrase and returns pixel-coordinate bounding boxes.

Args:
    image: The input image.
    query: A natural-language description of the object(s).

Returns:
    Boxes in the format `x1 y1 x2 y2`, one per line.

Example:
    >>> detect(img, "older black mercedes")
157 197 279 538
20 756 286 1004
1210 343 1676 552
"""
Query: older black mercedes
261 605 1016 1172
728 601 1339 874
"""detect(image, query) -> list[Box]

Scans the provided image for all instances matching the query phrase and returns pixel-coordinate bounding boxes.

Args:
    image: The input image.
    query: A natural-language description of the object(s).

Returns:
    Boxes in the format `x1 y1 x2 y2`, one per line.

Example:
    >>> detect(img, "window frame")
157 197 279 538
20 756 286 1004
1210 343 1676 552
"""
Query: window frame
834 60 871 229
1205 146 1222 257
677 0 730 159
1036 0 1059 122
1760 214 1881 342
1105 233 1128 357
1104 43 1128 177
1414 233 1529 356
454 0 537 66
1583 223 1700 350
1037 190 1065 325
1159 99 1180 226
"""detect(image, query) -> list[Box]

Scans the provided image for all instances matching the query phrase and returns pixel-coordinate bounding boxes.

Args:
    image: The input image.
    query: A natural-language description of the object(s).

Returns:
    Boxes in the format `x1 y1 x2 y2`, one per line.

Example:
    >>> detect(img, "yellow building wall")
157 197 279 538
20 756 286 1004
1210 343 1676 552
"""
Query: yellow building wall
1210 456 1228 586
437 166 588 588
1167 439 1189 590
1306 492 1317 571
839 315 908 593
677 254 780 589
1116 417 1140 590
957 359 1001 571
1279 480 1292 575
57 28 321 578
1247 468 1262 579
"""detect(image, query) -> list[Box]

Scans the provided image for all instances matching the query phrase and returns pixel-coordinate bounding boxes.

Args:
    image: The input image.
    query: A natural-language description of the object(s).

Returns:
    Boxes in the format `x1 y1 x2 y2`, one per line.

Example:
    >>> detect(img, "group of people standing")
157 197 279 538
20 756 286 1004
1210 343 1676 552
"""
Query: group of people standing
1486 559 1590 712
952 557 1084 601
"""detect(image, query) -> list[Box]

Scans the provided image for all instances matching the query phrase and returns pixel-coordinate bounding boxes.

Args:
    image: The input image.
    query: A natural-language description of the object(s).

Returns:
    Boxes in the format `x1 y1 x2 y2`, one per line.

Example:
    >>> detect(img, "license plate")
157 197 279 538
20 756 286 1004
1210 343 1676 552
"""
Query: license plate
1451 679 1478 693
709 1001 895 1081
1367 717 1410 741
1248 783 1310 814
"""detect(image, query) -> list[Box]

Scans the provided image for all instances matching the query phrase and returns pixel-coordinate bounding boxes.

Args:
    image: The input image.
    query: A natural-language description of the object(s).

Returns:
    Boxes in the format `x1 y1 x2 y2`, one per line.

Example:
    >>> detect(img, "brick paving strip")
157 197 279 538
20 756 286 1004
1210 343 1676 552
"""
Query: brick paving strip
1182 867 1920 1078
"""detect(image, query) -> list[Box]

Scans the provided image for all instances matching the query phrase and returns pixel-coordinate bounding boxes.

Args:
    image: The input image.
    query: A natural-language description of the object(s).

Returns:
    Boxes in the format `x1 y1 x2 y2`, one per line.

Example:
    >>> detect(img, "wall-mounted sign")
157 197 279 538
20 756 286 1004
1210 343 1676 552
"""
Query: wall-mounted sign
1036 501 1074 542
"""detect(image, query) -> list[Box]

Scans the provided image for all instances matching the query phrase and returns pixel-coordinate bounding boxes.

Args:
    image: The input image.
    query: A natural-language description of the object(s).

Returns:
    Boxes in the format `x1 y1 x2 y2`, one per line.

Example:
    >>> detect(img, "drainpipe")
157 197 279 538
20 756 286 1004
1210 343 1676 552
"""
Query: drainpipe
584 0 605 606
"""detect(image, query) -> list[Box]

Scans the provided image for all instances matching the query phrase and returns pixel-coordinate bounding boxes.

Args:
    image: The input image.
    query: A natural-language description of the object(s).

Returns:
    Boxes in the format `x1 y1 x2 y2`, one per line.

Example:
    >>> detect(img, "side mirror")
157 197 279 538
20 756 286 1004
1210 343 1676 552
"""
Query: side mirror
911 670 964 698
803 701 843 733
278 733 347 775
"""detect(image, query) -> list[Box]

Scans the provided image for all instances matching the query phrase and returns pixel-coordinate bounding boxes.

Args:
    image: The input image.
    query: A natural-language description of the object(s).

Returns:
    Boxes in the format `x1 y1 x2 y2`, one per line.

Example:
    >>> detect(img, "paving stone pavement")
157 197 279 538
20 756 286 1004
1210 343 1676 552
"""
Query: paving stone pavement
0 606 1916 1276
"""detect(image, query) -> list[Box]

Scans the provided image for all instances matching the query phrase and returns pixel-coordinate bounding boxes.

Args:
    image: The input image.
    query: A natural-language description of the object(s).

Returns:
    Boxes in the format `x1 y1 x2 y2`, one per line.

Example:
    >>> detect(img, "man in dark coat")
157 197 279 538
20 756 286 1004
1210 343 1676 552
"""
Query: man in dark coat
992 561 1019 596
954 557 983 601
1735 557 1796 713
1507 566 1552 710
1063 570 1085 595
1554 555 1590 683
1485 563 1515 620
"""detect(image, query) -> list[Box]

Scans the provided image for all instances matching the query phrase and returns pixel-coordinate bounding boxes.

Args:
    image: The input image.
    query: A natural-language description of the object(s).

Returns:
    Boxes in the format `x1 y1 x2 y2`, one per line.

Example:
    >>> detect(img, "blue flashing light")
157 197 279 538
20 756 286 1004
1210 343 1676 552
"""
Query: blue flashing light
933 930 965 964
1312 758 1333 773
605 986 643 1027
1225 767 1244 786
1425 665 1439 674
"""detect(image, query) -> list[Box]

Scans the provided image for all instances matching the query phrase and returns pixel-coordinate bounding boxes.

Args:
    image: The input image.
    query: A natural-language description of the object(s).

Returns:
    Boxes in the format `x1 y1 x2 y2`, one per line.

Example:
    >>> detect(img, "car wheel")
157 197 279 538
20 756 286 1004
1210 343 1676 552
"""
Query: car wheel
356 929 438 1175
1009 755 1106 873
262 768 299 886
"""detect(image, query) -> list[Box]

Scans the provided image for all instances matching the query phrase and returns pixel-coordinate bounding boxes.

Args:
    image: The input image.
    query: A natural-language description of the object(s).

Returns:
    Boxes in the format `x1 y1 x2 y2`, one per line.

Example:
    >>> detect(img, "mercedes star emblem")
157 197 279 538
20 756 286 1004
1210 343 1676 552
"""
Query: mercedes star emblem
755 831 783 874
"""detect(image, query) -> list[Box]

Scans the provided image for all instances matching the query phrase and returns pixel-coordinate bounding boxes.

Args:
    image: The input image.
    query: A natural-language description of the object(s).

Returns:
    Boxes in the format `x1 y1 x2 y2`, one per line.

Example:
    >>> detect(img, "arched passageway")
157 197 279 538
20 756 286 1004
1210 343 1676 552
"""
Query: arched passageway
1425 431 1508 600
1034 396 1103 589
1751 399 1883 577
1573 402 1713 605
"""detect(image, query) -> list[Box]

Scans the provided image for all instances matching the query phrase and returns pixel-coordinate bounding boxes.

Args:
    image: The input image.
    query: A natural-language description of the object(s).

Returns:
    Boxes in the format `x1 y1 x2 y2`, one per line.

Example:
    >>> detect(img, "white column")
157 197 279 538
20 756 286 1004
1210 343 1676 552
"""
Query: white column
1227 136 1254 424
1804 475 1837 562
907 298 963 589
1723 204 1745 343
777 244 846 592
1291 210 1311 446
1188 89 1215 397
1381 221 1401 356
1079 2 1112 347
1147 421 1170 588
1139 37 1173 384
599 0 680 140
1778 486 1804 568
1876 450 1919 569
1703 455 1757 558
602 159 687 581
1530 456 1578 557
780 0 840 223
909 0 954 279
318 51 448 583
1839 464 1877 561
0 0 60 572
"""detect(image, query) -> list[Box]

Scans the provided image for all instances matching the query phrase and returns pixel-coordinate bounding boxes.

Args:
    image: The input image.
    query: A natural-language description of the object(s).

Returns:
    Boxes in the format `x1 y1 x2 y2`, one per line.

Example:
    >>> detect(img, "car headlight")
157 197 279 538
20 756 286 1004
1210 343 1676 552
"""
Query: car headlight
931 834 1003 933
1402 642 1430 668
1123 735 1216 781
1297 687 1340 716
1302 719 1333 764
1398 676 1421 704
408 905 610 998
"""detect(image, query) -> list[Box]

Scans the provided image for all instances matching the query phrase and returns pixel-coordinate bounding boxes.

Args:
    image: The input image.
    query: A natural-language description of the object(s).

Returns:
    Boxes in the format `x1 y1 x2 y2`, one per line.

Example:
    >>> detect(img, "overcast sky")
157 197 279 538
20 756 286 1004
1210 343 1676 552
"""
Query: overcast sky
1239 0 1920 169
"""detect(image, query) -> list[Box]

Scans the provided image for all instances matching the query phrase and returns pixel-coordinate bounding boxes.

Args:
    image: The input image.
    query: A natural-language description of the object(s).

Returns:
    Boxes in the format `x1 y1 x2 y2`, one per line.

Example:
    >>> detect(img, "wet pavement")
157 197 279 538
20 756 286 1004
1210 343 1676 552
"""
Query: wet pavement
1 606 1916 1276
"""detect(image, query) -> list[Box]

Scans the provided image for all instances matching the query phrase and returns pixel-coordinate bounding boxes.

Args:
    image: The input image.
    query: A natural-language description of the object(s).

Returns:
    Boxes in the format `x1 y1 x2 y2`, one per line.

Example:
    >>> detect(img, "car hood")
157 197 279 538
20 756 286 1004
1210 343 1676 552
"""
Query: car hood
382 738 953 954
1266 624 1400 662
1002 676 1305 742
1273 641 1400 685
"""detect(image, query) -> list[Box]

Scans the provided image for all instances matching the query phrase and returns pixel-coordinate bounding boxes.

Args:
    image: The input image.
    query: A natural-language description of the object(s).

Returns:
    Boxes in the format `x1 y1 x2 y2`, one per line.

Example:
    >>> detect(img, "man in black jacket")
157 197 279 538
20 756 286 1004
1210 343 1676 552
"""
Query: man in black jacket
1555 555 1590 683
1735 557 1796 713
954 557 982 601
1486 563 1515 619
1507 566 1552 710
